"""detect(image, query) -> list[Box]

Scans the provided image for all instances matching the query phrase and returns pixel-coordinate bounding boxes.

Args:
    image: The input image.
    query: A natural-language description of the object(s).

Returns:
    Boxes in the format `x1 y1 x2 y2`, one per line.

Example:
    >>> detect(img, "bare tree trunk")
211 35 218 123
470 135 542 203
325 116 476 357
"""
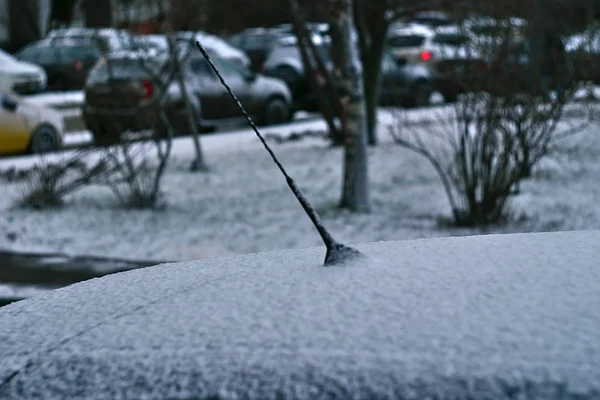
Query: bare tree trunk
337 0 370 212
289 0 344 145
165 31 208 172
353 0 390 146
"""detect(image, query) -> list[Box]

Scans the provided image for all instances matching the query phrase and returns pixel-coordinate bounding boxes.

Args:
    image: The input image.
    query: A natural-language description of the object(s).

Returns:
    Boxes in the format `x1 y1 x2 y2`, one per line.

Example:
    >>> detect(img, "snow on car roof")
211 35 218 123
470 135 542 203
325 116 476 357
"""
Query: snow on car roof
1 230 599 399
388 23 435 37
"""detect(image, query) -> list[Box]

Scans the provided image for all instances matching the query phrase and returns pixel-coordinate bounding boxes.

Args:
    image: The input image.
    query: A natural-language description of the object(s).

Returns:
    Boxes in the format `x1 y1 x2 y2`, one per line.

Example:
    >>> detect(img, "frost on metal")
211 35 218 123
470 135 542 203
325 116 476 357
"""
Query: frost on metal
0 230 599 399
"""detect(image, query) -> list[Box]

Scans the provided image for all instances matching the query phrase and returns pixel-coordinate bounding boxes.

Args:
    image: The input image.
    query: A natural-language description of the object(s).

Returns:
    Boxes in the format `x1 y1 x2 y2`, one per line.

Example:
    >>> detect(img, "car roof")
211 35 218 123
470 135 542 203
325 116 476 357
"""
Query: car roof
388 23 435 38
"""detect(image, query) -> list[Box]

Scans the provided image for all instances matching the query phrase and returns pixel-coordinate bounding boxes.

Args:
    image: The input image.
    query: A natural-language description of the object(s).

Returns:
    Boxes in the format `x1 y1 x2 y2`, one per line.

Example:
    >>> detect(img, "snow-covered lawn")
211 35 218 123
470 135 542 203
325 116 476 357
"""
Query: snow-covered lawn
1 107 599 264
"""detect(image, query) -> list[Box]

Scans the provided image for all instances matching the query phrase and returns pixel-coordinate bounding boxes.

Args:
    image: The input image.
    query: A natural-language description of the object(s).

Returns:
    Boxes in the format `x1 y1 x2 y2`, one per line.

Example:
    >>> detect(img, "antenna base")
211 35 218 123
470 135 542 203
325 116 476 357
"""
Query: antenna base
324 242 364 266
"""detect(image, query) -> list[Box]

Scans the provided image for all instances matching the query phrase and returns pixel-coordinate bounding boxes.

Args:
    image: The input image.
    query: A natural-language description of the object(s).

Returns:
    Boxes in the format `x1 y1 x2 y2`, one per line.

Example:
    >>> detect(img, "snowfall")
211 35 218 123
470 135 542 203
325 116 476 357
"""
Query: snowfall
0 230 599 399
1 95 600 266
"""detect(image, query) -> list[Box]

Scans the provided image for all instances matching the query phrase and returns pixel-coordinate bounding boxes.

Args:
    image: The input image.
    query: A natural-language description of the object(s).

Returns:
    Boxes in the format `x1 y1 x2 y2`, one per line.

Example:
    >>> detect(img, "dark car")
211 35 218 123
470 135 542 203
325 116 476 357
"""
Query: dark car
228 29 291 72
15 41 102 90
262 39 334 112
486 39 575 97
83 51 293 145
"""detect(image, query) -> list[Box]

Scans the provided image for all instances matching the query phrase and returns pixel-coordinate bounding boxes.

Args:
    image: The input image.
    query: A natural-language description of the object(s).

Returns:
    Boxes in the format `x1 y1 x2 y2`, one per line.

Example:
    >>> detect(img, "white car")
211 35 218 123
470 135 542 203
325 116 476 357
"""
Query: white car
0 49 47 95
0 90 65 155
387 24 476 70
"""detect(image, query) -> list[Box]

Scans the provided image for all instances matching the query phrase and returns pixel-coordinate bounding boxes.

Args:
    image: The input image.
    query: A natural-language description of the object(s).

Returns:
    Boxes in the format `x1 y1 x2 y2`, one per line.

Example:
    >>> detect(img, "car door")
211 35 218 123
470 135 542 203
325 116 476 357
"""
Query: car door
0 92 30 154
36 47 60 79
208 57 256 119
186 57 225 121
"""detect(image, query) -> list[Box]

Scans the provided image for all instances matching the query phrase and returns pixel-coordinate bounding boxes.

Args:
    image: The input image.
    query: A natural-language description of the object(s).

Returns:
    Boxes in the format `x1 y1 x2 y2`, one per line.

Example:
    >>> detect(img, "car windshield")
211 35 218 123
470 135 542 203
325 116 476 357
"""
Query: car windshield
388 35 426 47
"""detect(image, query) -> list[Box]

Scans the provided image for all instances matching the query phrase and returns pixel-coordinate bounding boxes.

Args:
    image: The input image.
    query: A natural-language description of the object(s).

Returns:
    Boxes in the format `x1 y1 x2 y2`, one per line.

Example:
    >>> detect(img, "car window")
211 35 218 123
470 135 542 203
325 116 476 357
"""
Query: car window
210 58 245 80
15 45 40 63
228 35 243 48
433 33 468 46
388 35 426 48
59 46 101 62
36 47 59 64
244 35 269 50
189 57 212 76
269 44 330 65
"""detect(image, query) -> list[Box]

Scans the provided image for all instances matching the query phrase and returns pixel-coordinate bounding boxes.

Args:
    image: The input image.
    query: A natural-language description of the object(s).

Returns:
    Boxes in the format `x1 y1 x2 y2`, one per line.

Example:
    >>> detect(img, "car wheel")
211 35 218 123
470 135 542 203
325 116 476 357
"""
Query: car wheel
29 125 60 154
262 97 291 126
272 65 300 86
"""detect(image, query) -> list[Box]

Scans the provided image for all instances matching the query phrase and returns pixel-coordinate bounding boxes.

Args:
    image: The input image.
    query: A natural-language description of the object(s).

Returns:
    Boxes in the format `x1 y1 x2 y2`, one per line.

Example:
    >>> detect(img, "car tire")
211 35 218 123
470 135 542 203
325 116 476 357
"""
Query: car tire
29 125 61 154
262 97 291 126
272 65 300 86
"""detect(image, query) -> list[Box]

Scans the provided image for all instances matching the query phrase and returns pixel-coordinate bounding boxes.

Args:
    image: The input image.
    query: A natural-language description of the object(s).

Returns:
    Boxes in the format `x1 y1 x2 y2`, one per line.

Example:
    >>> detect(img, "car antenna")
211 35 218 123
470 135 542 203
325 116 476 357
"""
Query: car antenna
195 41 363 266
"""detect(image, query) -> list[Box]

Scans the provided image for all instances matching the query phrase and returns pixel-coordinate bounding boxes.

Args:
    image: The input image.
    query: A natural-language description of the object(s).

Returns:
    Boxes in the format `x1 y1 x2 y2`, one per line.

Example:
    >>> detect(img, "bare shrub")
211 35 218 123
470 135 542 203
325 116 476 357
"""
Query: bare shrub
16 150 107 209
96 140 170 209
390 11 596 226
81 28 187 208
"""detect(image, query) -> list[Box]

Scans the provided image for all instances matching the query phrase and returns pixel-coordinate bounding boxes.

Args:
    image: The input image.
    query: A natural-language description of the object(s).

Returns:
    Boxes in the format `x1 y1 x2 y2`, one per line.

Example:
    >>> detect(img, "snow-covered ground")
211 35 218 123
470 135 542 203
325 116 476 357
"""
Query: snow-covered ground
1 230 599 398
1 103 599 264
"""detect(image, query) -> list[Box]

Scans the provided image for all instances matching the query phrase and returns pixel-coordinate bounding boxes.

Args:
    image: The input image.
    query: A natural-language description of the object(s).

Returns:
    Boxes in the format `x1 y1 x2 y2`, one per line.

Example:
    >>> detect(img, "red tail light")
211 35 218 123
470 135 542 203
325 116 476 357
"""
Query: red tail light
73 60 84 72
141 80 154 98
420 50 432 61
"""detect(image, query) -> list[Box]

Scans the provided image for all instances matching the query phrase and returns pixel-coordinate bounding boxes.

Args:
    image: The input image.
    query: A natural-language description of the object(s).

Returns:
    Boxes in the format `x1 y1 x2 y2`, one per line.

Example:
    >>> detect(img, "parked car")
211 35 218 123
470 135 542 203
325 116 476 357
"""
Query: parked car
46 27 135 54
485 38 576 97
0 49 47 95
14 40 102 90
82 51 292 145
378 51 436 107
227 28 291 72
132 32 251 70
0 89 65 155
565 27 600 83
262 39 334 111
387 24 487 101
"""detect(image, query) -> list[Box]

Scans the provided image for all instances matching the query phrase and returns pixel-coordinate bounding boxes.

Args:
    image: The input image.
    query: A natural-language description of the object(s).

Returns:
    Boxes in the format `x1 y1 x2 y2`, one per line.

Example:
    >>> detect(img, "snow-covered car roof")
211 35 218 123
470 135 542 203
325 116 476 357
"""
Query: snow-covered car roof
0 230 599 399
388 23 435 38
178 31 248 61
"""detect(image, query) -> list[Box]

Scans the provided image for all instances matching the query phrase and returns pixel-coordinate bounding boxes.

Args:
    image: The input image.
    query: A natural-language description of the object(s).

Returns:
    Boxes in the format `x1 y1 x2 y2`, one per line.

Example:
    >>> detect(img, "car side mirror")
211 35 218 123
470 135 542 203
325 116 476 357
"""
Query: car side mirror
1 96 18 112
